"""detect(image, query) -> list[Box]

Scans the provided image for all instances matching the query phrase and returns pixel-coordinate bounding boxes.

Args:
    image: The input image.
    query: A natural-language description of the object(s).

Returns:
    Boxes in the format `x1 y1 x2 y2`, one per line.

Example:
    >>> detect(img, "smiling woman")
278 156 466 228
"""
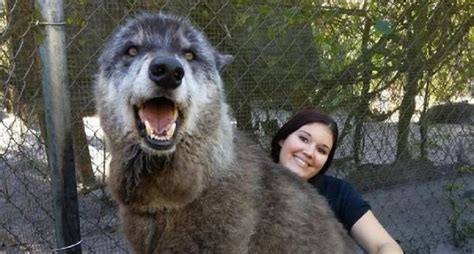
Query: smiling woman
271 109 404 254
277 122 334 180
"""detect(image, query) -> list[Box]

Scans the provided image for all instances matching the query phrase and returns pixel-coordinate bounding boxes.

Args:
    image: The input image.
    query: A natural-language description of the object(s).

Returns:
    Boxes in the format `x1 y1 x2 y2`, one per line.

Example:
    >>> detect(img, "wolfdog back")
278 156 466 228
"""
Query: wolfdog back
94 12 355 253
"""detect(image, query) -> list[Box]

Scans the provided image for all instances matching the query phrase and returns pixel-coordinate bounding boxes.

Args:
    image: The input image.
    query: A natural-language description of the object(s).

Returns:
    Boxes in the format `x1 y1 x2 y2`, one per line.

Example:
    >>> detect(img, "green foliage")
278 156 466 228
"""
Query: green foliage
31 8 46 44
66 12 87 27
236 13 251 26
443 165 474 247
65 0 90 28
258 5 272 17
31 7 43 22
78 0 89 5
231 0 472 144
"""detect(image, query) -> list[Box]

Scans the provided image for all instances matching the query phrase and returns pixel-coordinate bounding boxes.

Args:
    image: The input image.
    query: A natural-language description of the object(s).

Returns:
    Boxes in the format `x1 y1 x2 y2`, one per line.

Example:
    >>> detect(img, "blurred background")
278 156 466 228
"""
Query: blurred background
0 0 472 253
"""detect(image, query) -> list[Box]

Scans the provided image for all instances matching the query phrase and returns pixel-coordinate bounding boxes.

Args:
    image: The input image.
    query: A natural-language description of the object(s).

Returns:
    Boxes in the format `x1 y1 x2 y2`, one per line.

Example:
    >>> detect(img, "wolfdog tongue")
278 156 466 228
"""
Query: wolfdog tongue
140 99 176 135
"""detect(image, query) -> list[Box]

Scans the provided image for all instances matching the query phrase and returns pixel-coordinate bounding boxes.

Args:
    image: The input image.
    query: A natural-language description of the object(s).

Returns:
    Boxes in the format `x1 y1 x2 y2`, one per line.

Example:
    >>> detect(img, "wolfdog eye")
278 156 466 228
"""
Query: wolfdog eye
184 50 196 61
126 46 138 56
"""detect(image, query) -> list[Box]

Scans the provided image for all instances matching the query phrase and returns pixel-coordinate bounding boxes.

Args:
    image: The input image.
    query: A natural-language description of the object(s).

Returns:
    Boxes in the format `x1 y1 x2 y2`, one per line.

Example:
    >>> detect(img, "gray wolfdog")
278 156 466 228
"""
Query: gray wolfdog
94 13 355 253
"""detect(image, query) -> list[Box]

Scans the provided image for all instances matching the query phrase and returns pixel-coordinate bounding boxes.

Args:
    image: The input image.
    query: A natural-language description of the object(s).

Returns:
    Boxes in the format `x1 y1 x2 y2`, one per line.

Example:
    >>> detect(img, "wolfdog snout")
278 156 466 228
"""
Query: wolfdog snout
148 57 184 90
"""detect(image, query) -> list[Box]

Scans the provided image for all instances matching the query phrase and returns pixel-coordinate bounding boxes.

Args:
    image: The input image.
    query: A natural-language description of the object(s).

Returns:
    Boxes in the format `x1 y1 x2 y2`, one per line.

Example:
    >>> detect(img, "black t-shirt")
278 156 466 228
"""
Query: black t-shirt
310 175 371 232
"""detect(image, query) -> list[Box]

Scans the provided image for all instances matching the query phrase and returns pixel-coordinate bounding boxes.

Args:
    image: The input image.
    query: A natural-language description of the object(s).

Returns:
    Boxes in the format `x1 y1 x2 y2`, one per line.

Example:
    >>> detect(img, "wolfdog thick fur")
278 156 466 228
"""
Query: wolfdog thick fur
94 12 355 253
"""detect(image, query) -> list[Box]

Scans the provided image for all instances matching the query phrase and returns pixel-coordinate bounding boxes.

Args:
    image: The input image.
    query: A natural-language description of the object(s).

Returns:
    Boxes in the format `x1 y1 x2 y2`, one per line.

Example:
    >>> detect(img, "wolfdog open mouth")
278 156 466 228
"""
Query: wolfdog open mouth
134 97 180 150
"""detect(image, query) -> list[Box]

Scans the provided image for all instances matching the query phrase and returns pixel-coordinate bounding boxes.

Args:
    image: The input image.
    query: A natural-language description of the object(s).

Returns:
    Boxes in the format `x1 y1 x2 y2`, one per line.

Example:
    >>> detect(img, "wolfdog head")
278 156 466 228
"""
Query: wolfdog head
95 13 233 154
95 13 235 207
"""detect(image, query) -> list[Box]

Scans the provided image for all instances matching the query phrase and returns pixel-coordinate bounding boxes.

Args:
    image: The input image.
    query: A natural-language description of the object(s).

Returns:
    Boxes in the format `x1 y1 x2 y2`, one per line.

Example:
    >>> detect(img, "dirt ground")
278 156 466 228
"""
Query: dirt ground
365 175 474 253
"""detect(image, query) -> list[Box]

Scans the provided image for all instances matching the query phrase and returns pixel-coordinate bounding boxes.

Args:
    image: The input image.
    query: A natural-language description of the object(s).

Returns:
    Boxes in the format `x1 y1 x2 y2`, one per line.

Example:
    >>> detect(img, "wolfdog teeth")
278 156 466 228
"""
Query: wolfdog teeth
145 121 176 141
173 107 178 120
144 120 154 136
166 122 176 139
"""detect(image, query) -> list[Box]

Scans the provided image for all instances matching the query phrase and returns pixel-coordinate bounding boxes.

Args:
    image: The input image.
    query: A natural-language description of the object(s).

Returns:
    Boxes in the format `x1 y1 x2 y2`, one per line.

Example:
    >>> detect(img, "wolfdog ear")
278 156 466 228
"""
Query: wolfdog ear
216 53 234 71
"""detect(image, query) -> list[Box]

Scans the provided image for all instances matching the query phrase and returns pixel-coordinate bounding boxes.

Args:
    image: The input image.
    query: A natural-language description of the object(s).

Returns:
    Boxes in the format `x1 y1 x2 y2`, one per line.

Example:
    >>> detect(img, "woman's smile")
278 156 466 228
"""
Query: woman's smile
278 122 333 181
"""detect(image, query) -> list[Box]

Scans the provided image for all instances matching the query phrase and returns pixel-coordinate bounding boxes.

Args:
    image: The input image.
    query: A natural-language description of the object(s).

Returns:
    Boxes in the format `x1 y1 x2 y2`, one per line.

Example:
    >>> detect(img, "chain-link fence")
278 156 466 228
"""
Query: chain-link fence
1 0 473 253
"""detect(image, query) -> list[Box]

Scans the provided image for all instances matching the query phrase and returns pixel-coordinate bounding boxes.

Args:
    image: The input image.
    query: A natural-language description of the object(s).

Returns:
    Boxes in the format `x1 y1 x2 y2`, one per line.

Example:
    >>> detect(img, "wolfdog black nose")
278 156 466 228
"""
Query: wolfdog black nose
149 57 185 89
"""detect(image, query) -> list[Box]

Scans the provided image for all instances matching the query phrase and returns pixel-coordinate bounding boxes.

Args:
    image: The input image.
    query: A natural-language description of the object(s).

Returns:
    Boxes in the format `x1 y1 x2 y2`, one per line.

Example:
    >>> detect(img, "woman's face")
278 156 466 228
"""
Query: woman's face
278 122 334 181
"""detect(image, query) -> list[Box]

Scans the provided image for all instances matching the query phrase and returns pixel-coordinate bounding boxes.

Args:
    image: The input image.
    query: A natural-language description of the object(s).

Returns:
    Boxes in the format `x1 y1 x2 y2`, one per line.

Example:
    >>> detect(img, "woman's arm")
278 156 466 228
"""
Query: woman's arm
350 210 403 254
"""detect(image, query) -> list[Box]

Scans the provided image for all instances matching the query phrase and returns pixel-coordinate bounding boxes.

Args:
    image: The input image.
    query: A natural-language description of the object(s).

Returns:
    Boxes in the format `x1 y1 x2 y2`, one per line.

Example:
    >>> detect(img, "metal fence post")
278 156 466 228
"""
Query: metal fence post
36 0 82 253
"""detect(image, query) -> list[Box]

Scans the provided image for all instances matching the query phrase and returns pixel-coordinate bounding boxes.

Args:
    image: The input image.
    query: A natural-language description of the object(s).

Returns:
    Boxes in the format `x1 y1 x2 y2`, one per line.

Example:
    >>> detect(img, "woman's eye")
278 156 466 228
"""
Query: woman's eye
127 46 138 56
298 135 309 143
184 50 196 61
318 148 328 155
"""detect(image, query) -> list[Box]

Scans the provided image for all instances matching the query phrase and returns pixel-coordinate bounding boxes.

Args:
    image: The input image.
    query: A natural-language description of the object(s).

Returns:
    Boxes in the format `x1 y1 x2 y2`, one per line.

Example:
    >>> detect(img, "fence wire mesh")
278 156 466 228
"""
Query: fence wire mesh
1 0 473 253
